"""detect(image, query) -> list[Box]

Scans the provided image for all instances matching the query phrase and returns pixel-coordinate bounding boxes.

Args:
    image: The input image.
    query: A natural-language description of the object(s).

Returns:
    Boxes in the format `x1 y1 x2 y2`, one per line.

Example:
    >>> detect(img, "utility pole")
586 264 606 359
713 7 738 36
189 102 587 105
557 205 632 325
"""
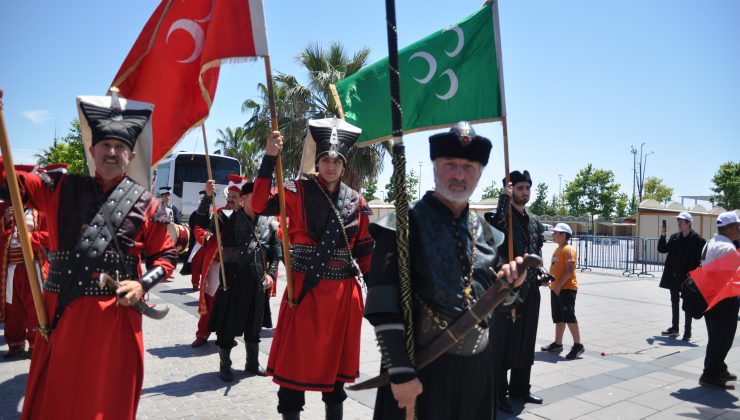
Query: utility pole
558 174 563 195
630 145 637 204
637 143 646 202
640 151 654 202
418 161 423 199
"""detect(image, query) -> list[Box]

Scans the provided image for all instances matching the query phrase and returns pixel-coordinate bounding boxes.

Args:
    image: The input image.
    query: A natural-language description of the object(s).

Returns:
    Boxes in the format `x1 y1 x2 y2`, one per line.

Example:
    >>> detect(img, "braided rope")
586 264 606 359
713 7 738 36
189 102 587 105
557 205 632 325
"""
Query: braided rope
385 0 414 367
392 145 415 365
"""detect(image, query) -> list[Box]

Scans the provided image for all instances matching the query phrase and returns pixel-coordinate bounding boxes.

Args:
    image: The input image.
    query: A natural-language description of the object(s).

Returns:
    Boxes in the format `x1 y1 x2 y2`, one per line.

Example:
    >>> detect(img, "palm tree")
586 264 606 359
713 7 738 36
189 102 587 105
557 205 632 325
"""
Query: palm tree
242 42 386 190
214 126 262 176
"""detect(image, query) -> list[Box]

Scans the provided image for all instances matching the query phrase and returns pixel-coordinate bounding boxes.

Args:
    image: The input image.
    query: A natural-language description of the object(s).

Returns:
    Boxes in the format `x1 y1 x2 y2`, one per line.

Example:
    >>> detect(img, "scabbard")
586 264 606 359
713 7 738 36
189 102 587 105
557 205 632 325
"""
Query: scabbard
348 255 542 391
134 300 169 320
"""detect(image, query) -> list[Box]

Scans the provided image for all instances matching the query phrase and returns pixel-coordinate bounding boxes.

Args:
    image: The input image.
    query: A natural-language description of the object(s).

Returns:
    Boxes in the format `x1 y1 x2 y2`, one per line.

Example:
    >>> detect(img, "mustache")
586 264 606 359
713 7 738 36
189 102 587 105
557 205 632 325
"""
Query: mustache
447 180 468 189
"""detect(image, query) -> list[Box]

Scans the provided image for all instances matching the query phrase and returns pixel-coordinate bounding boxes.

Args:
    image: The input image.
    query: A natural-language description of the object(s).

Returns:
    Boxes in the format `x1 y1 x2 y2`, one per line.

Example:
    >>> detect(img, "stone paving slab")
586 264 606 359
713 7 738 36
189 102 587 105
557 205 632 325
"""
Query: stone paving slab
1 242 739 419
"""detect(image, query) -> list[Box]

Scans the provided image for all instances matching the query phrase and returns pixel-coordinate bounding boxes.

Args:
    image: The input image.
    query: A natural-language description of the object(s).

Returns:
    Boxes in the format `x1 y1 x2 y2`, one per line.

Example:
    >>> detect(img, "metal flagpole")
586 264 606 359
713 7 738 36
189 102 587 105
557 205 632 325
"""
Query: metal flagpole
384 0 415 368
263 55 294 305
0 89 50 339
201 124 229 290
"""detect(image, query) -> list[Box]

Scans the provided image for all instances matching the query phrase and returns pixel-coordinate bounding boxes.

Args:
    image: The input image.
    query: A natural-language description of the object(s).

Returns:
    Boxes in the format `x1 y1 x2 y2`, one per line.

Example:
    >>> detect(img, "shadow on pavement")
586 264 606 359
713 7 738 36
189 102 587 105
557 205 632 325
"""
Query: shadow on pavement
141 372 240 397
156 287 197 296
147 343 219 359
0 372 27 417
260 329 275 339
647 336 699 348
671 386 739 409
534 351 563 364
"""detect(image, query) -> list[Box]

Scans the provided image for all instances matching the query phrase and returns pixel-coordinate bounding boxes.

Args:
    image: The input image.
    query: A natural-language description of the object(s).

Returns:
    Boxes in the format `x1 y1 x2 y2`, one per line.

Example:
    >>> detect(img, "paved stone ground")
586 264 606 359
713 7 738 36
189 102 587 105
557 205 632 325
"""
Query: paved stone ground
1 242 739 419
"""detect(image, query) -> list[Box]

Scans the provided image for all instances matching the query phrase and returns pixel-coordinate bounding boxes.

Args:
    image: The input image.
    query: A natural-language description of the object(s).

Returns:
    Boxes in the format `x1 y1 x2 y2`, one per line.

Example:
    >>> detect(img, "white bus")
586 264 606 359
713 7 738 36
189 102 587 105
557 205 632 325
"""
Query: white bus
152 152 241 220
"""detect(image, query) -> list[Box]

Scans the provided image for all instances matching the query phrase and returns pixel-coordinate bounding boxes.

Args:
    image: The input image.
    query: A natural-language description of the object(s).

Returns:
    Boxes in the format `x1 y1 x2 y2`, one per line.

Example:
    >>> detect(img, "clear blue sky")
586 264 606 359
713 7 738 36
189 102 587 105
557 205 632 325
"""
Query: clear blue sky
1 0 738 205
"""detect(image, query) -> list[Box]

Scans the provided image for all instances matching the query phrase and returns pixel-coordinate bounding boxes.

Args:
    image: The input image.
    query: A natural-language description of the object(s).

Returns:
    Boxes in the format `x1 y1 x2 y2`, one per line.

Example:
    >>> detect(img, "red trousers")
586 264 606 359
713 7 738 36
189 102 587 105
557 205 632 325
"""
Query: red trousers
195 294 215 340
4 263 39 351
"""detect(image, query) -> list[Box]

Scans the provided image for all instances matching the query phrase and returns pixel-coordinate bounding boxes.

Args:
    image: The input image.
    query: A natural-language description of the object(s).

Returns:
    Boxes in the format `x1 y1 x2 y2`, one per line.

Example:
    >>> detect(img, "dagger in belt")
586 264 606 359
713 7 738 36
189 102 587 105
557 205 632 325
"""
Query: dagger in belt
97 272 169 320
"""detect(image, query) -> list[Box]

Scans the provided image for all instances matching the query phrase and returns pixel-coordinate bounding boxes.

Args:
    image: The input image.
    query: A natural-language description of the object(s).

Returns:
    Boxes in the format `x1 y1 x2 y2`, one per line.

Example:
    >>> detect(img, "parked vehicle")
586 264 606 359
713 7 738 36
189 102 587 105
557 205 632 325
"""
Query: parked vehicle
543 223 555 242
152 152 241 220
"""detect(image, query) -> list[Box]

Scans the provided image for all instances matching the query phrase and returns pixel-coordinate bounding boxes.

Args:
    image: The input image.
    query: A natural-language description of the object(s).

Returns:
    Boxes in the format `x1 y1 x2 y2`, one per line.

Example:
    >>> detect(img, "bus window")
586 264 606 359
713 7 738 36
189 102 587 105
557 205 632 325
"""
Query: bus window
154 162 170 194
173 155 240 197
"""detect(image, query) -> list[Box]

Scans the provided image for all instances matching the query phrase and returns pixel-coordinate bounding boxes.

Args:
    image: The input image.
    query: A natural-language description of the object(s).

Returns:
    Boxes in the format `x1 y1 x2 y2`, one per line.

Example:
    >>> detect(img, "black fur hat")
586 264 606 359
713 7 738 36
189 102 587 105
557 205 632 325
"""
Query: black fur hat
429 121 492 166
505 170 532 186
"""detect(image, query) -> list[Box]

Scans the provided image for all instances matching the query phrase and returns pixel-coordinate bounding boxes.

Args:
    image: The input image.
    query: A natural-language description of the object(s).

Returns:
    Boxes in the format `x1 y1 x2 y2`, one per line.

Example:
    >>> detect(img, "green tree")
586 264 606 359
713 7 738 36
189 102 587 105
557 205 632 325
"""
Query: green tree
528 182 553 215
480 180 504 200
628 195 638 216
615 192 630 218
710 161 740 210
643 176 674 204
35 119 88 175
215 126 262 176
563 164 621 223
243 42 385 190
362 178 379 202
384 169 419 203
551 194 569 216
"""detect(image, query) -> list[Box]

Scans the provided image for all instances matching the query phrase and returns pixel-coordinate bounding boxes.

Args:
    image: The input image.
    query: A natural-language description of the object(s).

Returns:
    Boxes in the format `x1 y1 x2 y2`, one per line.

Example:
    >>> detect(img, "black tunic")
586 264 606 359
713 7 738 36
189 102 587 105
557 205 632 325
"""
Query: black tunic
207 209 280 340
485 194 544 370
365 192 504 420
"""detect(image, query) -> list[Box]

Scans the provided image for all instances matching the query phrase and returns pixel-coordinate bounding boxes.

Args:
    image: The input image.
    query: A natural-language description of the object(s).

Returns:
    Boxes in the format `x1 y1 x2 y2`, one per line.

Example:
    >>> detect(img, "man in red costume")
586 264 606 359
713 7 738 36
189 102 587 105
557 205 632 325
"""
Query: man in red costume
252 119 374 420
0 190 49 358
0 91 177 419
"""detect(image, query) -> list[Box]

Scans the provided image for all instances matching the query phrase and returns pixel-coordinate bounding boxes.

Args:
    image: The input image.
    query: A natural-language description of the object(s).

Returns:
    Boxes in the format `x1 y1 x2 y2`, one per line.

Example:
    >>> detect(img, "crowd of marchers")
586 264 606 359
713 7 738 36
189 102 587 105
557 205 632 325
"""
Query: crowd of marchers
1 91 738 420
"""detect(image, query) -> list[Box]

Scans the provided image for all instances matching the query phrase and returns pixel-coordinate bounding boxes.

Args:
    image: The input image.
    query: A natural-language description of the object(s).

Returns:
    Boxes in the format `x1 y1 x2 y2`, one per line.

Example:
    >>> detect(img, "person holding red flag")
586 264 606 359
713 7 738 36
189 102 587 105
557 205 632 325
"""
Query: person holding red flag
0 177 49 358
252 119 374 420
0 92 177 419
698 211 740 389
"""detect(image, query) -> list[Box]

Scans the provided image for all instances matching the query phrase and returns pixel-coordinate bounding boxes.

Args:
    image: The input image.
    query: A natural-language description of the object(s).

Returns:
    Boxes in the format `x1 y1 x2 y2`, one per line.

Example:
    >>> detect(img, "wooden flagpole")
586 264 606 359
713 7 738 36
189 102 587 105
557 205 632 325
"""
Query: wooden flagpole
263 55 294 305
490 0 514 259
0 89 50 340
201 124 229 291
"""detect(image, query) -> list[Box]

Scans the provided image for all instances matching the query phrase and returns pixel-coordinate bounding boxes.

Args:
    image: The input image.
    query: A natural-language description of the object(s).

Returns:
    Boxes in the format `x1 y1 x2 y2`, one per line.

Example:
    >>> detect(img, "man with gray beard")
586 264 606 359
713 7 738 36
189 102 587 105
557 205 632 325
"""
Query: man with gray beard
365 122 530 420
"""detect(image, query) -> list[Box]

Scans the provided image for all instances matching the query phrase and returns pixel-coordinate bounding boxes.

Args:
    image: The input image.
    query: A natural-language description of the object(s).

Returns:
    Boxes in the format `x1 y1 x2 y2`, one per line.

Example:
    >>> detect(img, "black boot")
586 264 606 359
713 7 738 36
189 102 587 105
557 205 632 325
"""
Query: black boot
281 412 300 420
245 342 266 376
218 346 234 382
325 402 343 420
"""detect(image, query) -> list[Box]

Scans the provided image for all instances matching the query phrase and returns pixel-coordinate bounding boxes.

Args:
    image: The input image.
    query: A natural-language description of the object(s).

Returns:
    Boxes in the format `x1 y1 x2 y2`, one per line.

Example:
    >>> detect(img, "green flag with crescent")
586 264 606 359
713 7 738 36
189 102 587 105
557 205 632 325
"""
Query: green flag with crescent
331 1 503 145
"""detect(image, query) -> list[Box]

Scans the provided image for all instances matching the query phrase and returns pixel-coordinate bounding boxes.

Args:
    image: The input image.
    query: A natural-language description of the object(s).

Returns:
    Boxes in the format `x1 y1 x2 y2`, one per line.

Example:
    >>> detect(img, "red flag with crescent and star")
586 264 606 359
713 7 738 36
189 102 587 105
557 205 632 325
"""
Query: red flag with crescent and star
111 0 269 165
689 250 740 312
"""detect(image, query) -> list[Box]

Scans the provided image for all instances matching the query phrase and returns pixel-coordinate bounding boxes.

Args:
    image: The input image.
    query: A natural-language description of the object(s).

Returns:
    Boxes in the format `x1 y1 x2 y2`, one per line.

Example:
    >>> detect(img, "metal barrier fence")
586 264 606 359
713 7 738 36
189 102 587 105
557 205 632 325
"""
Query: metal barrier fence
570 236 666 276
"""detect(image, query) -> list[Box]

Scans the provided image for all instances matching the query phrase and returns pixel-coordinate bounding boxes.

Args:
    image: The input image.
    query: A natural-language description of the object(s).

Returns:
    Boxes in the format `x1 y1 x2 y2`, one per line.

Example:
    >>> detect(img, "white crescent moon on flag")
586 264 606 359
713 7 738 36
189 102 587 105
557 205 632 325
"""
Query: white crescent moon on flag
443 26 464 58
436 69 459 100
195 0 215 23
166 19 205 64
409 51 437 84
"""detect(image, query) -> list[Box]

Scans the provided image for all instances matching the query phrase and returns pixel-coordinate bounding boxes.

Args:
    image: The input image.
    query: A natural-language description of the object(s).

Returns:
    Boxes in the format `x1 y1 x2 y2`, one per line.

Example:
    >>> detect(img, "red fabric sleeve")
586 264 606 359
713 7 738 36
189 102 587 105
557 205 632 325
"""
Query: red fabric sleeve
194 225 210 245
139 200 177 277
30 211 50 252
353 200 374 277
